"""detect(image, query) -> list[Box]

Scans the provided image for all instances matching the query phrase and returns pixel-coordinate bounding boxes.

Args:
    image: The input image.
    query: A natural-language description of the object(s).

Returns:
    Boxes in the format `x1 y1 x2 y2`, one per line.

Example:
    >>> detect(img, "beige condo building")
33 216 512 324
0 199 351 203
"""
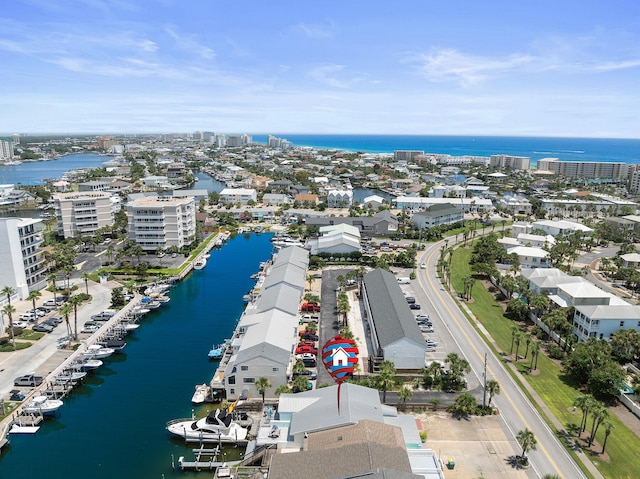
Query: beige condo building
53 191 115 239
126 195 196 252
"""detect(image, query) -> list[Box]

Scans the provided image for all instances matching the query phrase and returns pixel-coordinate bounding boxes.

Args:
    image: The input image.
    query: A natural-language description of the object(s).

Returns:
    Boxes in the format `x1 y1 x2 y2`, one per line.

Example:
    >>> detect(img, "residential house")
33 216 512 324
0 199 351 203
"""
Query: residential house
219 188 258 205
411 203 464 229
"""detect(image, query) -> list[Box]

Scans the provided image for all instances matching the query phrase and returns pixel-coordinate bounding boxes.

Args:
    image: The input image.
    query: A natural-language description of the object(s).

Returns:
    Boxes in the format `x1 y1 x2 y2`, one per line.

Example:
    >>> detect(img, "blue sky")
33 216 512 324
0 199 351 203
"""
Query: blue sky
2 0 640 137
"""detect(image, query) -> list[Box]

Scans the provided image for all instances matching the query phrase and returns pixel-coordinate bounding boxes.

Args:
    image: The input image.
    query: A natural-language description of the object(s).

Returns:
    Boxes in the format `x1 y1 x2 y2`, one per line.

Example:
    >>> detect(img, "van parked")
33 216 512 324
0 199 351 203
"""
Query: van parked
397 277 411 284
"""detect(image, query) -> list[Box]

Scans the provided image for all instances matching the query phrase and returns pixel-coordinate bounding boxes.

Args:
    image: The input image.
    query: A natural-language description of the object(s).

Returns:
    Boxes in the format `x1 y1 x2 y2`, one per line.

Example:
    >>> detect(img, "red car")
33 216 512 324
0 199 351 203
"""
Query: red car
298 341 316 348
296 345 318 355
300 302 321 312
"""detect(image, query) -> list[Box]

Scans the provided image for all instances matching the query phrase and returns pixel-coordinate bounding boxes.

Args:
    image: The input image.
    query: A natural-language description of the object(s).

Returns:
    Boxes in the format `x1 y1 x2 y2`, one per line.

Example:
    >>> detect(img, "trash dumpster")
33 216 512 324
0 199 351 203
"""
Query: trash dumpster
446 459 455 470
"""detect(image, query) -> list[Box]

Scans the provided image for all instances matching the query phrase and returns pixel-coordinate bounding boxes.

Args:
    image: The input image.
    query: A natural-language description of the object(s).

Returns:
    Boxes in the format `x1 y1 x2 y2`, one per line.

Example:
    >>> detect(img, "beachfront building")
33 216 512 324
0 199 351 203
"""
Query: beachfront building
53 191 115 239
126 195 196 252
498 195 532 216
489 155 531 170
0 217 47 301
537 158 631 180
361 269 428 371
411 203 464 229
0 140 14 160
219 187 258 205
531 219 593 238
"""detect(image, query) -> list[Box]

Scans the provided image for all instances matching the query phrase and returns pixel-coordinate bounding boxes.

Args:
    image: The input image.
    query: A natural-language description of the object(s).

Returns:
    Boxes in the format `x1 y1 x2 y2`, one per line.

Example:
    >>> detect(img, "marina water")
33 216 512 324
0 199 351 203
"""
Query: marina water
0 232 275 478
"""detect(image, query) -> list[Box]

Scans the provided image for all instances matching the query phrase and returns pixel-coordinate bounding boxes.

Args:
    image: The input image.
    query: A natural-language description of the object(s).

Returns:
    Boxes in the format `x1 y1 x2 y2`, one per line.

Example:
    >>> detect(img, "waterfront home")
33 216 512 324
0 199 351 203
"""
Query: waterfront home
219 187 258 205
305 210 399 238
308 223 361 256
52 191 115 239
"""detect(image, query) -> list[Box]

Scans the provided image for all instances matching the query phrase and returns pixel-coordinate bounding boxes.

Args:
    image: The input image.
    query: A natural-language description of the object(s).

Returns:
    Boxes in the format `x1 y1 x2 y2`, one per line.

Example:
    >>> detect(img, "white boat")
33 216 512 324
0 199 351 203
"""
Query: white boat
155 295 170 304
191 384 211 404
73 358 103 371
82 344 115 359
22 396 64 415
54 370 87 384
166 409 249 443
194 258 207 270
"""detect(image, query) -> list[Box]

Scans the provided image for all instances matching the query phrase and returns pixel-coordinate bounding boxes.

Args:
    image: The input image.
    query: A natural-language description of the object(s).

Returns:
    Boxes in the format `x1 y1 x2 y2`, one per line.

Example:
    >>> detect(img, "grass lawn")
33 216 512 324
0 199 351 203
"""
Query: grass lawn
450 244 640 479
0 341 31 352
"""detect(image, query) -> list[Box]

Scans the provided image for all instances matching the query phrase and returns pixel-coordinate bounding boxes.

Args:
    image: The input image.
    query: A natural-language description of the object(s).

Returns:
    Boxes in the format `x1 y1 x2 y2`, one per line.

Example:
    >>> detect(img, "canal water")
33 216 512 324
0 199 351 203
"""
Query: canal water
0 232 275 478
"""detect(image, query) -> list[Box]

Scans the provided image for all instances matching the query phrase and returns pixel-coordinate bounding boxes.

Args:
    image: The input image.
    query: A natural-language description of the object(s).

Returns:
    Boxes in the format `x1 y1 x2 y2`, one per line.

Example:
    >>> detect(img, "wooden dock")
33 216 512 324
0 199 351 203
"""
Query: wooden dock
177 456 240 471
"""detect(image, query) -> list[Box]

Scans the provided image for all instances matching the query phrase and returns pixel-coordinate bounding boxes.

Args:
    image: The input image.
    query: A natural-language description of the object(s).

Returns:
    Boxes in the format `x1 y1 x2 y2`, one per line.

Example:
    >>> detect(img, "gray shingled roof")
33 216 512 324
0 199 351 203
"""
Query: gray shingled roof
280 383 393 436
362 269 427 349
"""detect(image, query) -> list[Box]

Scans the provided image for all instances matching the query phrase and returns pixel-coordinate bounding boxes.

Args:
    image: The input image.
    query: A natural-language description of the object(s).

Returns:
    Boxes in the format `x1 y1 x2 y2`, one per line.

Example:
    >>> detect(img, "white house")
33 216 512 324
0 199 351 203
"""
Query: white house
219 187 258 205
506 245 549 268
327 189 353 208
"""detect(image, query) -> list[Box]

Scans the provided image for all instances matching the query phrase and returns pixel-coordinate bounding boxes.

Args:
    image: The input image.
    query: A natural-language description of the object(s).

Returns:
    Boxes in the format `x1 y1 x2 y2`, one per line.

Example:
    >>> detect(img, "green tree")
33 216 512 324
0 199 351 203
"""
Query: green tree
47 273 59 303
447 392 477 418
255 377 272 405
274 384 290 397
444 353 471 391
82 271 91 295
516 428 537 460
27 290 42 318
398 386 413 410
1 304 16 349
68 294 84 340
59 302 73 338
601 420 614 454
588 402 610 447
377 360 396 403
293 375 310 393
529 340 541 371
486 379 500 407
573 394 596 433
506 299 528 322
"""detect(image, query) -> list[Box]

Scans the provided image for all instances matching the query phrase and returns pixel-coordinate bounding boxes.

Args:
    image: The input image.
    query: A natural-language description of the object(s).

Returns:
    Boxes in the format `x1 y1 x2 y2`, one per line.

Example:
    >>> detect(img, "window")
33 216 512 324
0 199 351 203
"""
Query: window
241 366 248 371
228 376 235 385
243 377 255 383
620 321 625 327
272 368 279 372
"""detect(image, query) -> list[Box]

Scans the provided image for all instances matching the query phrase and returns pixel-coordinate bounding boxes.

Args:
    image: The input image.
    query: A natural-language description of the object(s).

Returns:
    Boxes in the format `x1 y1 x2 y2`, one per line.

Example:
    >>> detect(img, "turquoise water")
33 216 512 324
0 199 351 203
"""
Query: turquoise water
0 232 275 478
252 134 640 167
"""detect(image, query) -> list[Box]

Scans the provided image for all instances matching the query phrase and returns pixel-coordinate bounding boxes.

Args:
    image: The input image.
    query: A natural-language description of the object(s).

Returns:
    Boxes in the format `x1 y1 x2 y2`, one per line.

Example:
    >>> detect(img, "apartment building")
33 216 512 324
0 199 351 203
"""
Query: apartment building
0 140 14 160
537 158 630 180
219 187 258 205
490 155 531 170
53 191 114 239
0 218 47 300
126 195 196 252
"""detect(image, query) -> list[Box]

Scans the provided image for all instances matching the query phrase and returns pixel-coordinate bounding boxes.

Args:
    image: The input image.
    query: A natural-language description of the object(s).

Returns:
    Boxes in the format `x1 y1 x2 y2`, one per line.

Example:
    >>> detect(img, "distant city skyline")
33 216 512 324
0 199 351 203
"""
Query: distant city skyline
2 1 640 138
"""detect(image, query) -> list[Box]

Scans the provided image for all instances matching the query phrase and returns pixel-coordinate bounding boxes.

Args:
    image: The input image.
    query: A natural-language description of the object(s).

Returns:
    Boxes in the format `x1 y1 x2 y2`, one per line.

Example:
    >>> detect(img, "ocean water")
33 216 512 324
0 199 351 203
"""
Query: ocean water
0 232 275 479
252 134 640 167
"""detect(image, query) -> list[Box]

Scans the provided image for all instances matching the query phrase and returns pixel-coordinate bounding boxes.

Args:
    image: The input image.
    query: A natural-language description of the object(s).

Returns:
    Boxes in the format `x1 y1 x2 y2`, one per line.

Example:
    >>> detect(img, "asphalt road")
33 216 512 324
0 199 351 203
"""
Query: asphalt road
415 239 587 479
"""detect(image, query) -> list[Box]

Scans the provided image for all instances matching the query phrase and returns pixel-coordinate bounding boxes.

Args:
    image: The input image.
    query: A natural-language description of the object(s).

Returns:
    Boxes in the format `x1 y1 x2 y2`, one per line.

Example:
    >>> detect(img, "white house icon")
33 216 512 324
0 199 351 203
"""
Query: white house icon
332 347 349 367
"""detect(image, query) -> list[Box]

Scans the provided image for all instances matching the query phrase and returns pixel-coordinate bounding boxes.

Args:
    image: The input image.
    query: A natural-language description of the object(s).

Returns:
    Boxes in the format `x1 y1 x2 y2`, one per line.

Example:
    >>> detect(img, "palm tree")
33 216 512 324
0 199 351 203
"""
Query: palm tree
274 384 290 397
27 290 42 319
47 273 59 303
63 265 74 291
68 294 84 340
1 285 15 306
588 403 609 447
523 334 532 359
377 360 396 403
573 394 596 434
1 304 17 349
510 326 519 355
601 420 614 454
82 271 91 295
516 428 537 460
486 379 500 407
255 377 271 405
529 340 541 371
59 302 73 338
398 386 413 410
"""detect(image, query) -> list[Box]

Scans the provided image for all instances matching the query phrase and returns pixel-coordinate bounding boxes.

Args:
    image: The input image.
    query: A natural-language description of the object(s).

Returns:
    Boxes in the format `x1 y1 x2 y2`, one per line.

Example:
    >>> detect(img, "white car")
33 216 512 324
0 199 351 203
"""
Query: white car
415 313 429 320
420 262 426 269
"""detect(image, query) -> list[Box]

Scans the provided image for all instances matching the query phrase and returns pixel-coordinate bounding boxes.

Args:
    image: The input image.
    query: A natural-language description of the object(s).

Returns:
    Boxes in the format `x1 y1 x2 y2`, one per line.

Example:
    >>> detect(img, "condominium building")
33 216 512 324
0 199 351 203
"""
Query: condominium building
0 218 47 300
0 140 14 160
53 191 115 239
126 195 196 252
490 155 531 170
219 188 258 205
536 157 630 180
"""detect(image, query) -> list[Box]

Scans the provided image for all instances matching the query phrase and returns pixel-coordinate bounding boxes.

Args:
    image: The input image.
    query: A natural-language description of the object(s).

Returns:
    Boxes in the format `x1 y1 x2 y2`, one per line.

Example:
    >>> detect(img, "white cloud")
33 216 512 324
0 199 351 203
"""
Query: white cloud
411 48 535 86
307 64 365 89
165 27 216 60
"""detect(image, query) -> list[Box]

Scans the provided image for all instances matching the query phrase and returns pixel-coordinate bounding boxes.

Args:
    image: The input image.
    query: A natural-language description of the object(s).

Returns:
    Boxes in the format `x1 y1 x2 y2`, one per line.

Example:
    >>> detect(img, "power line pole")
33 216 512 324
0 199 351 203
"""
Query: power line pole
482 353 487 408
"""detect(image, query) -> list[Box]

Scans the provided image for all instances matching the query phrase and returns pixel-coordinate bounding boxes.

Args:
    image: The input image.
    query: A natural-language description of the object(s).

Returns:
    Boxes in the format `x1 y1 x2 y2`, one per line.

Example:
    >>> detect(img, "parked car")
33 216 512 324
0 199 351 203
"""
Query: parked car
91 310 116 321
419 325 434 333
32 323 54 333
415 313 429 320
43 318 60 328
47 315 63 324
19 312 37 321
295 345 318 355
405 297 416 304
293 369 318 380
425 339 438 347
14 374 44 387
295 353 317 361
409 303 421 310
300 333 319 341
9 389 25 401
43 299 58 307
12 320 29 328
302 358 317 367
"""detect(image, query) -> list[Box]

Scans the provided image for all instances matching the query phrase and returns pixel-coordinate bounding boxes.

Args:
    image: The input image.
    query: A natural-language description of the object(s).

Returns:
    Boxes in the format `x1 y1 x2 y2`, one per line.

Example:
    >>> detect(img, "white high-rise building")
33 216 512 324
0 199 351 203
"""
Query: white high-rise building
0 140 14 160
0 218 47 301
53 191 115 239
126 195 196 252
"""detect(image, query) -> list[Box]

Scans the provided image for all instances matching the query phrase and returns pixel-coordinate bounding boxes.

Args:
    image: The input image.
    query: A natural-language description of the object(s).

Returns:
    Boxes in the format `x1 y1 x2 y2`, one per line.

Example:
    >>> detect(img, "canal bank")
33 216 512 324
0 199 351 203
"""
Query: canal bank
0 232 275 478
